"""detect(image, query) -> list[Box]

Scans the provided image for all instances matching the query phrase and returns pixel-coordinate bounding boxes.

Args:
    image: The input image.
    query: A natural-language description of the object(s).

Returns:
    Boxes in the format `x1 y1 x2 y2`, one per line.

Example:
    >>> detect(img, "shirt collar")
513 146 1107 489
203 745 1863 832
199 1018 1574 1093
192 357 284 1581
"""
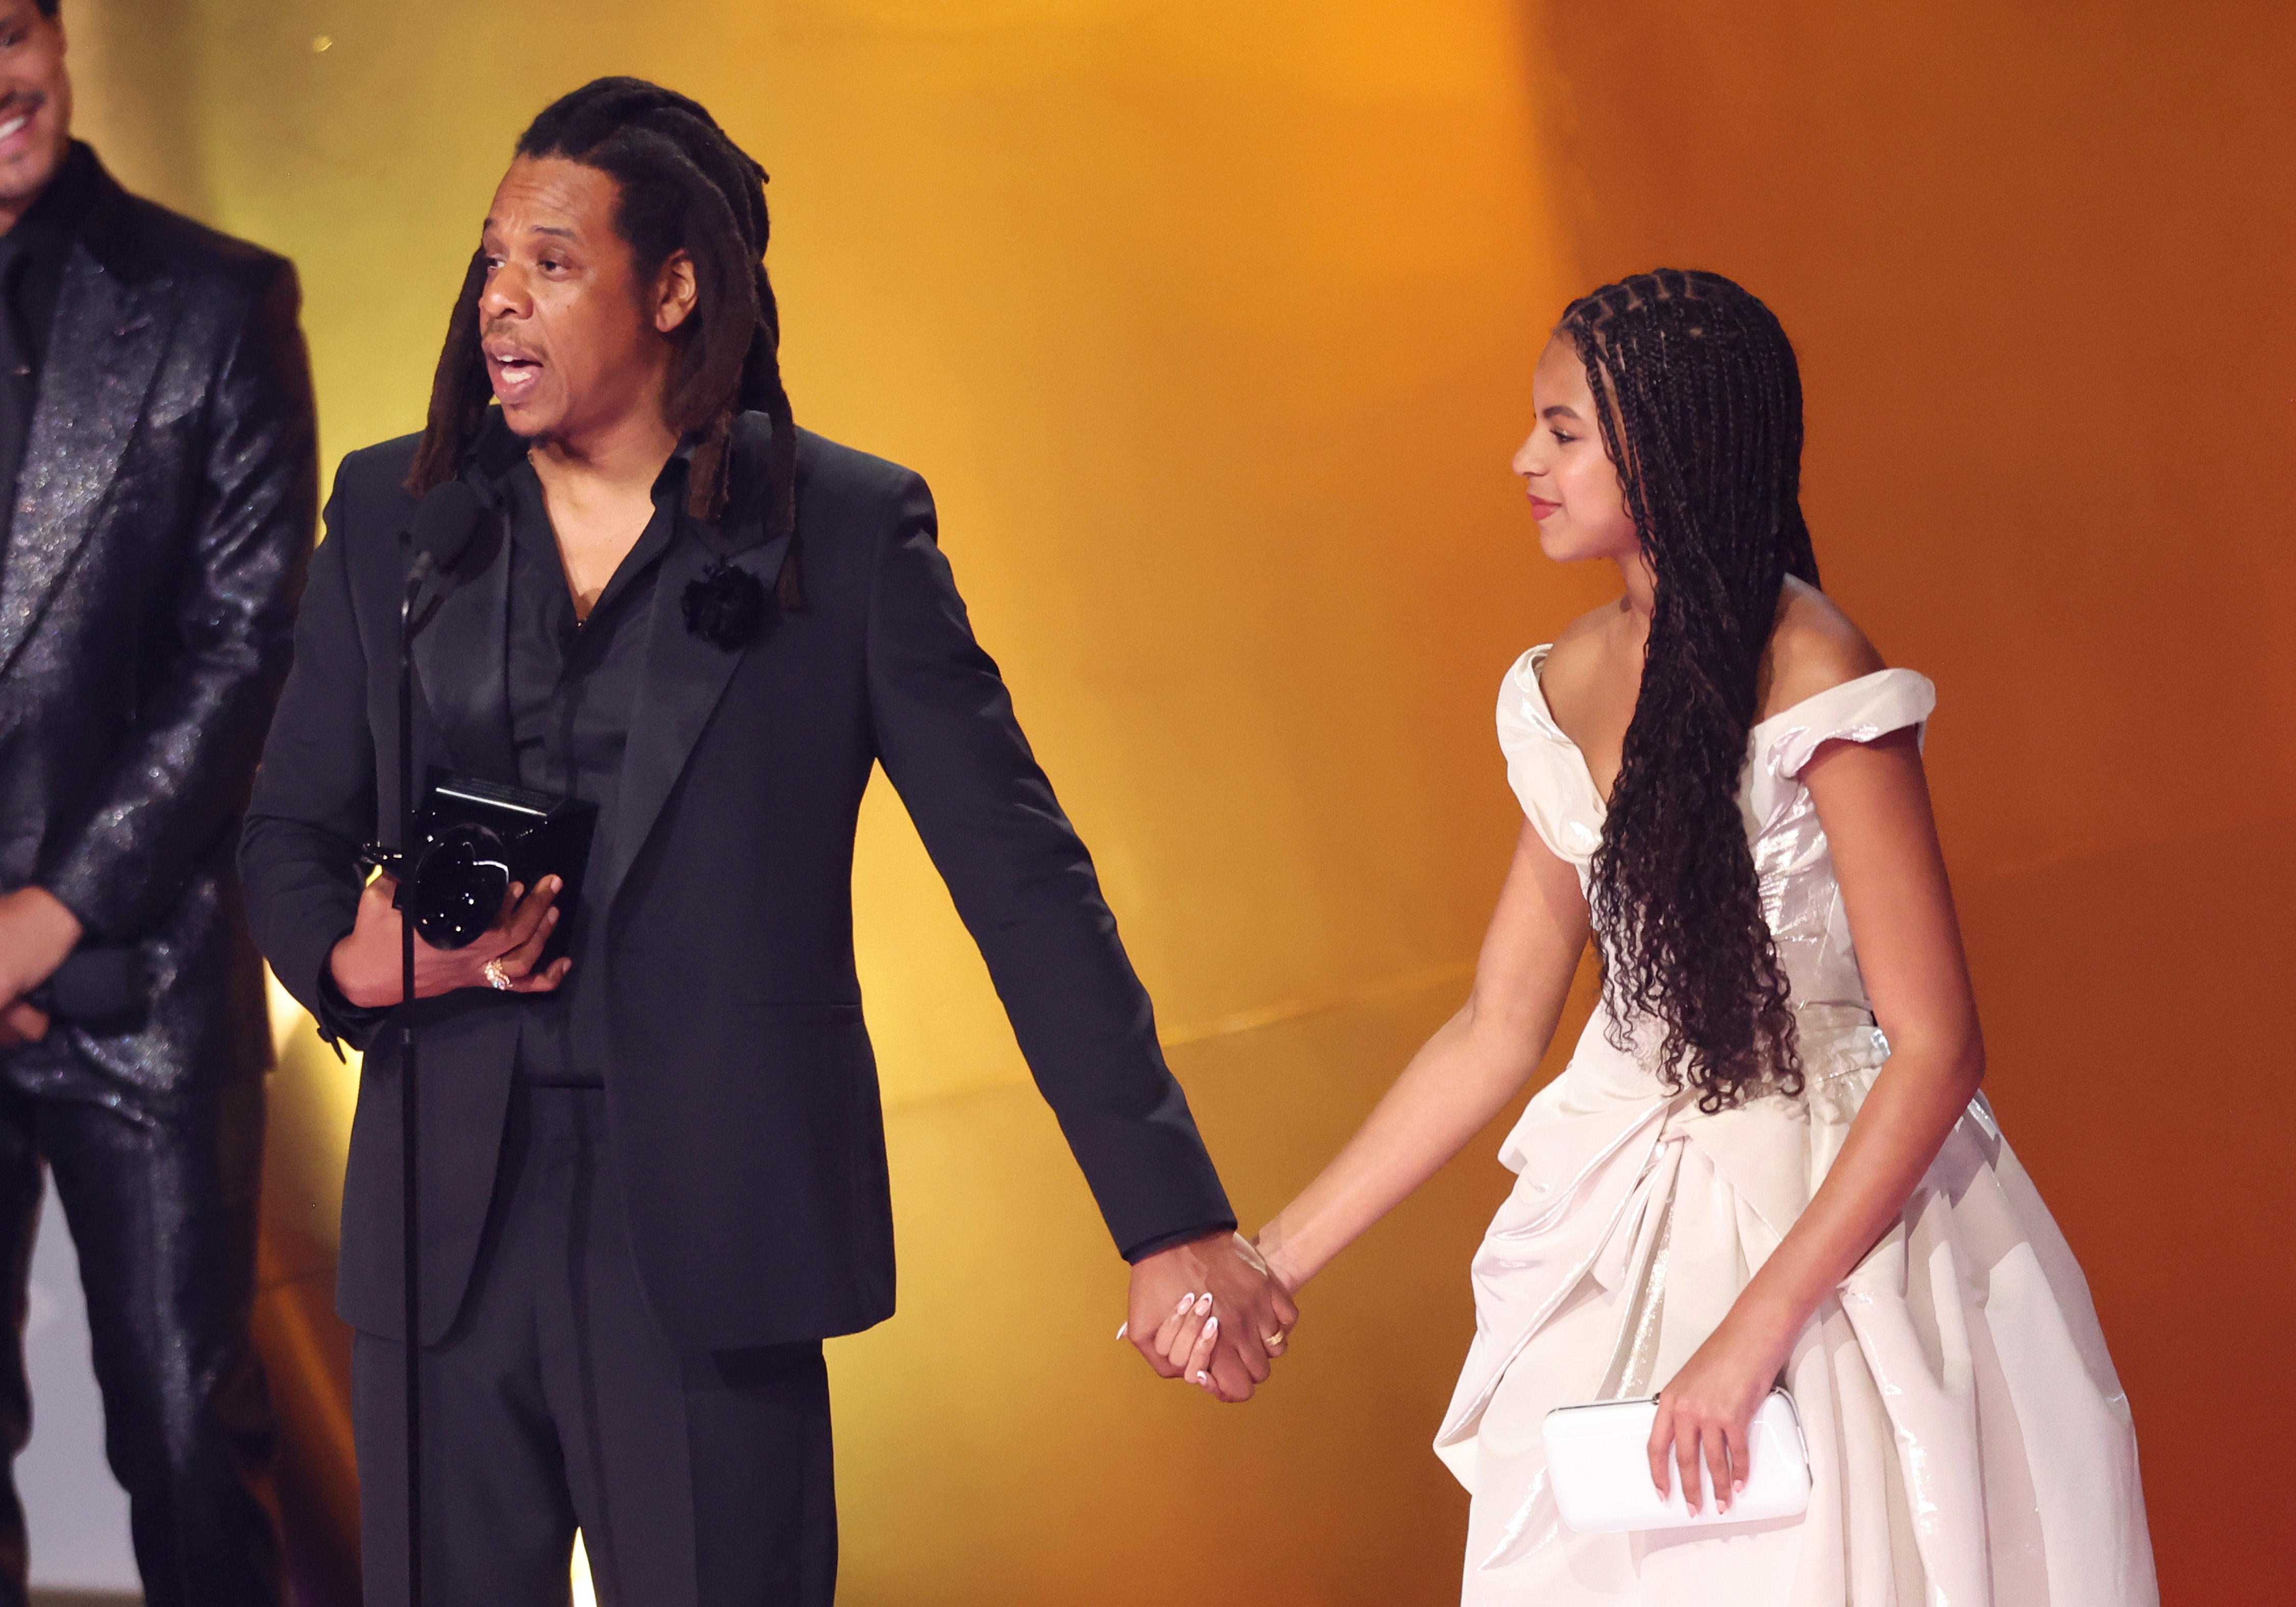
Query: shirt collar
490 415 694 626
467 406 700 511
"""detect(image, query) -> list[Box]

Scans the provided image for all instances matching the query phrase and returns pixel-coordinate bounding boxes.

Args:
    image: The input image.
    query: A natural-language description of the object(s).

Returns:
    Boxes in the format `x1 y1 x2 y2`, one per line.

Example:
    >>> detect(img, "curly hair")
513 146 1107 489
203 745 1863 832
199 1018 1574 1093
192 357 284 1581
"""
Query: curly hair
1560 268 1819 1113
407 78 804 606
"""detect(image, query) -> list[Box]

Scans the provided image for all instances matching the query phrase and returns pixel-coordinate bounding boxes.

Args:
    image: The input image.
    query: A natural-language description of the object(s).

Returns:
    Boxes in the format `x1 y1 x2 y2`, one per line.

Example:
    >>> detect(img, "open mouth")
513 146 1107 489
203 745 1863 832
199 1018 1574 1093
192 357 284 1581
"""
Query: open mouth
0 108 38 148
486 345 543 400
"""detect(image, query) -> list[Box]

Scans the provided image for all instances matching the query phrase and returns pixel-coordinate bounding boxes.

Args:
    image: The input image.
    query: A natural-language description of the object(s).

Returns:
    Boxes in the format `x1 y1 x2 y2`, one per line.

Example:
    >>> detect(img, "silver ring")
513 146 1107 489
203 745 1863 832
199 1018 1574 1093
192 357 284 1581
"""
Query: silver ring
483 959 512 992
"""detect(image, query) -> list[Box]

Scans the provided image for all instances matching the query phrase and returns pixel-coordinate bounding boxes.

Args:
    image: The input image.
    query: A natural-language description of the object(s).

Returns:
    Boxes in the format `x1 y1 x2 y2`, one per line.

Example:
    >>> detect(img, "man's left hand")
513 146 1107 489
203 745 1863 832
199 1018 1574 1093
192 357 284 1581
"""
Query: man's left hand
1125 1231 1297 1403
0 886 84 1045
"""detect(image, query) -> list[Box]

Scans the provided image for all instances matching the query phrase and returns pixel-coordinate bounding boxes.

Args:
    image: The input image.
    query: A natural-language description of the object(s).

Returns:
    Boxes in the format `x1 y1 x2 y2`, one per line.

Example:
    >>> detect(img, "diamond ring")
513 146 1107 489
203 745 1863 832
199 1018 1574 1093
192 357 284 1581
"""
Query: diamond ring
483 959 513 992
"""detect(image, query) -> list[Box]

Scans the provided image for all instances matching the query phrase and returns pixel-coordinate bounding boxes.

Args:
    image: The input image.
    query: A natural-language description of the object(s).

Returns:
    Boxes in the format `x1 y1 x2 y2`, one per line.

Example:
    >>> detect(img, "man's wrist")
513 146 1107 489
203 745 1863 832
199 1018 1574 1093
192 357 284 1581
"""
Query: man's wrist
330 971 394 1012
327 934 392 1011
1122 1221 1237 1265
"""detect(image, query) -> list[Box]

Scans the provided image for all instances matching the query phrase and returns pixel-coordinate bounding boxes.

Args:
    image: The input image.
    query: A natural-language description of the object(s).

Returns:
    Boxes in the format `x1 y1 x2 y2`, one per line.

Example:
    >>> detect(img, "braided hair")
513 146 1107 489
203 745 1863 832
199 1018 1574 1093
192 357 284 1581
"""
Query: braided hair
408 77 803 605
1560 268 1819 1113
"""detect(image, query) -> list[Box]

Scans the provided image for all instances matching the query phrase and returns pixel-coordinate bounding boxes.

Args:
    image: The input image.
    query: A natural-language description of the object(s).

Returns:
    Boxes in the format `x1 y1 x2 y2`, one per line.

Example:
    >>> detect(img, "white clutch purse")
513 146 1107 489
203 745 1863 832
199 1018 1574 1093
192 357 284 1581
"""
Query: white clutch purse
1541 1389 1811 1534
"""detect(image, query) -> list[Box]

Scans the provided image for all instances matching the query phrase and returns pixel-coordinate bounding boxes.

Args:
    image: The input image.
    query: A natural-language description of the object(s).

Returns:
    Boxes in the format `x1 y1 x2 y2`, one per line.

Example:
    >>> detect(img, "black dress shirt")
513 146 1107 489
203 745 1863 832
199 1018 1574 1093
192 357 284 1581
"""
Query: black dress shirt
501 449 685 1087
0 140 99 545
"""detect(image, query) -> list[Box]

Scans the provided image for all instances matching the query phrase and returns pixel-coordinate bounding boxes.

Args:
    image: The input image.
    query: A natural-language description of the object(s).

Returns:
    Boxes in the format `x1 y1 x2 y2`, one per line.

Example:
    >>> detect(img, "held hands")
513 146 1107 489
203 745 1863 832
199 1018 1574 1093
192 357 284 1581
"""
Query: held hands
1645 1302 1796 1516
1123 1230 1297 1403
327 872 571 1009
0 886 84 1047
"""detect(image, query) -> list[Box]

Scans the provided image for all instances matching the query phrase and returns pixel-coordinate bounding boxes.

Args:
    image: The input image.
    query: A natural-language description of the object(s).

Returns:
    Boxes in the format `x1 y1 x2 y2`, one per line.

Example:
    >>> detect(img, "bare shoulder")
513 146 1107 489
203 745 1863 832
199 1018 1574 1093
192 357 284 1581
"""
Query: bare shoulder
1761 577 1887 718
1538 601 1621 694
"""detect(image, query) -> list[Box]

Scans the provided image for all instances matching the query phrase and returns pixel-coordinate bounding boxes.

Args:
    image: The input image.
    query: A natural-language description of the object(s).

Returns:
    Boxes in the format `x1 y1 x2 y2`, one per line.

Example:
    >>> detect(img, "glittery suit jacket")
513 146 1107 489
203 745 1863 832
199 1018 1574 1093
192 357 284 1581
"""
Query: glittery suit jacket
0 153 318 1095
239 413 1234 1350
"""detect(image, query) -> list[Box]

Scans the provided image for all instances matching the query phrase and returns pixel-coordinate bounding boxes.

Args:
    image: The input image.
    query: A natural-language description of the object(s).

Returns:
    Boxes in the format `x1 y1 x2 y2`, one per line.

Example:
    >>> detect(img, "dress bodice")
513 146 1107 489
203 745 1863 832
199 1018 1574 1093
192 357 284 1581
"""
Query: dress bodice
1495 644 1936 1022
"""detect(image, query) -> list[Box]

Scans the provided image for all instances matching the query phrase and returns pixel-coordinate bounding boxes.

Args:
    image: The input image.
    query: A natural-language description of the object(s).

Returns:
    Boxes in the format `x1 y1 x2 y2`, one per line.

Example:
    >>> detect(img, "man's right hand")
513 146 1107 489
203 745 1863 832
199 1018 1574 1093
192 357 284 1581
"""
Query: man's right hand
0 1001 48 1048
0 885 85 1046
328 873 570 1008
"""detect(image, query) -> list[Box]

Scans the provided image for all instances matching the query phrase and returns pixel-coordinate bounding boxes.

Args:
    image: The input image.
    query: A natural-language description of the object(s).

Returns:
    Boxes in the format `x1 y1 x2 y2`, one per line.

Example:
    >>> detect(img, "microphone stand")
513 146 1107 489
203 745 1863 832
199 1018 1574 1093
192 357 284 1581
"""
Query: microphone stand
397 547 438 1606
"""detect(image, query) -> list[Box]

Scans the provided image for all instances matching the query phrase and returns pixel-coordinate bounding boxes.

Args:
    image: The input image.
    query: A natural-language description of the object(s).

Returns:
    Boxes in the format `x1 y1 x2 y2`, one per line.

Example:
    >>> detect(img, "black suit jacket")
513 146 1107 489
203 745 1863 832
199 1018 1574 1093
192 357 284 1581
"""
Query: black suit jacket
240 413 1233 1349
0 148 316 1091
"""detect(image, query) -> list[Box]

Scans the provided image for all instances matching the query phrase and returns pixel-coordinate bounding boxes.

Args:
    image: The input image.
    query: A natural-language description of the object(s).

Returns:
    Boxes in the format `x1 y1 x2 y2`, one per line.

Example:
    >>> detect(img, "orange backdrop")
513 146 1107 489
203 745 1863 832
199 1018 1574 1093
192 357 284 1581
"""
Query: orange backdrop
64 1 2294 1603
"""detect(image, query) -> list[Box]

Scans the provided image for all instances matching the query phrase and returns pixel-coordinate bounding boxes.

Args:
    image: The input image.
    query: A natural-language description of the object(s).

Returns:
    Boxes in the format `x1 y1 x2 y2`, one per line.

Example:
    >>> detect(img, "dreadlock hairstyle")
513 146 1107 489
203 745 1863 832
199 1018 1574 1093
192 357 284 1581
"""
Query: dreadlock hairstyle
1560 268 1821 1114
407 78 804 606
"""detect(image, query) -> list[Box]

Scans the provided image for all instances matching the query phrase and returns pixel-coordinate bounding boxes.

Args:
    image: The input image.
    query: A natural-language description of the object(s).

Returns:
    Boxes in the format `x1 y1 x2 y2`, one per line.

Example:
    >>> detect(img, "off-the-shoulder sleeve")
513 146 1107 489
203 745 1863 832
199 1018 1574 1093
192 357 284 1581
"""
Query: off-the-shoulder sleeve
1496 648 1606 866
1760 668 1937 783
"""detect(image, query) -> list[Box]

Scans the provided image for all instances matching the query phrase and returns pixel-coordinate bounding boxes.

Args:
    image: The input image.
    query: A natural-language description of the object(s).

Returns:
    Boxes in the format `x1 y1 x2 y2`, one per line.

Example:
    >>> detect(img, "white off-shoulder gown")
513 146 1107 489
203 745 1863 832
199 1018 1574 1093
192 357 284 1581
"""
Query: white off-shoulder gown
1435 648 2157 1606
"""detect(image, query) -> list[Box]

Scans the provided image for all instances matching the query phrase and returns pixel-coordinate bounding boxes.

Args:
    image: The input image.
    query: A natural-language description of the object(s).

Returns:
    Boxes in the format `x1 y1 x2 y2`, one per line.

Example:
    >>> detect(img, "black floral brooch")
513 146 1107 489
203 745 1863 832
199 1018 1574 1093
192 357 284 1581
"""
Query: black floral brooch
681 559 769 651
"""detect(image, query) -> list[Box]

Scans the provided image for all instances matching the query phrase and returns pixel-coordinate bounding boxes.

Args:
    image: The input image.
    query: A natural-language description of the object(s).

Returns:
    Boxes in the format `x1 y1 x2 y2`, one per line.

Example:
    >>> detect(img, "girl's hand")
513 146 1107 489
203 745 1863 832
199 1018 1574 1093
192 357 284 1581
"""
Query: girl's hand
1647 1310 1792 1514
1125 1287 1282 1403
1149 1291 1228 1400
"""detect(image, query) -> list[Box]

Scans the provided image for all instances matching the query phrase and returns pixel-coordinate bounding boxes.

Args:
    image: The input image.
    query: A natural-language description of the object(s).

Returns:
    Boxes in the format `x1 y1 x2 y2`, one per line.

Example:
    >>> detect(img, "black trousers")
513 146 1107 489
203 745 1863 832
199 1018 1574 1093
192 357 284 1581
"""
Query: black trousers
0 1063 282 1607
354 1086 836 1607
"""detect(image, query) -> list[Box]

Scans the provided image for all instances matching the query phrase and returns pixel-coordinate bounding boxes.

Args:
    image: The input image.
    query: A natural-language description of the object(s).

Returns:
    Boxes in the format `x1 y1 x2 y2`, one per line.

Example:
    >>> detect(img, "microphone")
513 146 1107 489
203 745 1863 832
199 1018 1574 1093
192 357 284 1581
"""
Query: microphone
407 480 482 589
393 473 482 1607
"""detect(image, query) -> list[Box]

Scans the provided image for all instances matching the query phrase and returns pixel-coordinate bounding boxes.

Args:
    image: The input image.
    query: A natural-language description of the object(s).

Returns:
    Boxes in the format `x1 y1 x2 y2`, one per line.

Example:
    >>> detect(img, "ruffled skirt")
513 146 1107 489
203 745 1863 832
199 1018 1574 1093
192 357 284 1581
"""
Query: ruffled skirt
1435 1010 2157 1606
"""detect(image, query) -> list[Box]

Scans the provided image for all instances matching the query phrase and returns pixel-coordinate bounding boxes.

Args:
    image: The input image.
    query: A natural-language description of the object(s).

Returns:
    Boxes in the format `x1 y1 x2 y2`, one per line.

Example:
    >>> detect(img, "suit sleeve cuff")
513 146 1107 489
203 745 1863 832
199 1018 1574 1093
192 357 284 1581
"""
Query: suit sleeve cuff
1120 1221 1239 1264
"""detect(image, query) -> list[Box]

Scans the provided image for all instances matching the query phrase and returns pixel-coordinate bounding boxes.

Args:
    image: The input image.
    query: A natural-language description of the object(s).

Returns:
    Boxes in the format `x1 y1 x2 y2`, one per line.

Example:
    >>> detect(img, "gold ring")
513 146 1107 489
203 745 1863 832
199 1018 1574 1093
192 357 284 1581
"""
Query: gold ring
1264 1334 1286 1348
483 959 512 991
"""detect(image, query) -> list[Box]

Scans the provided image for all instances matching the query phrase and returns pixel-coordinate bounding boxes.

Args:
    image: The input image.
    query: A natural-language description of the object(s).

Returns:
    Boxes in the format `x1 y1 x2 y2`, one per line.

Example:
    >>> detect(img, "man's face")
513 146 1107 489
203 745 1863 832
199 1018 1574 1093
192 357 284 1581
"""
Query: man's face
478 155 686 446
0 2 70 217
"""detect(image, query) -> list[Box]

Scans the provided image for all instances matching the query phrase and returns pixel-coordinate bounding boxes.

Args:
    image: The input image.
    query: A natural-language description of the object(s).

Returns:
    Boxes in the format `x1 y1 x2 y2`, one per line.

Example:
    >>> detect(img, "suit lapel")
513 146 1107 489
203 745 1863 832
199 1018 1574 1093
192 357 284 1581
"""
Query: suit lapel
0 243 180 680
409 500 514 783
595 523 790 918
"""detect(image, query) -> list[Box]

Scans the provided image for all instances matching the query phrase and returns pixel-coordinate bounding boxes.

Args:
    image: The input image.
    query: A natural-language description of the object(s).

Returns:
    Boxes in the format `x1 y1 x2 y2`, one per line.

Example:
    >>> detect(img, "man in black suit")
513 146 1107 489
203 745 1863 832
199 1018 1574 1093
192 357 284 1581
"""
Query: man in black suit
0 2 317 1602
240 79 1288 1605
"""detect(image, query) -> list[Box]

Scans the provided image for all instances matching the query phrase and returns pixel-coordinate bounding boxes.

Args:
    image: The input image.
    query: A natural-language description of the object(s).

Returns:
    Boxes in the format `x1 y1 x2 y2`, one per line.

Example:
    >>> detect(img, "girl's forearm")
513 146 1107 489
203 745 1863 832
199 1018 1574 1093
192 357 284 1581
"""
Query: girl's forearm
1257 821 1589 1295
1727 1034 1985 1350
1256 1007 1543 1290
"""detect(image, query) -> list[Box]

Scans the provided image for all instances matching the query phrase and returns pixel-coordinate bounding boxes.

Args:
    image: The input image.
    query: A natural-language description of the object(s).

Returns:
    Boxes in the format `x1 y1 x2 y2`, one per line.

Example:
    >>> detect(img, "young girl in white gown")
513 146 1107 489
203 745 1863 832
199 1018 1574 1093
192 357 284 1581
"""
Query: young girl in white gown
1146 269 2157 1604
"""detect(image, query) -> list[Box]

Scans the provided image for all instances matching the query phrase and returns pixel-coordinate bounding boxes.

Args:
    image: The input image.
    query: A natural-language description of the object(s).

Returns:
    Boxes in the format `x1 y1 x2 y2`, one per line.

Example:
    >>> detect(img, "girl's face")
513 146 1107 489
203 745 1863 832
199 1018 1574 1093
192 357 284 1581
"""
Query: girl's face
1512 336 1640 566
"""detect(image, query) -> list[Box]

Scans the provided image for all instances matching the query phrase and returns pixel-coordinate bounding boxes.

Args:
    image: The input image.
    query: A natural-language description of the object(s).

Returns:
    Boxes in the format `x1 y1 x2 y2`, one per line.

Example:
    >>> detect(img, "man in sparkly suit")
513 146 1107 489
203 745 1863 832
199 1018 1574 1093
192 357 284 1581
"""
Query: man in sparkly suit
0 4 317 1602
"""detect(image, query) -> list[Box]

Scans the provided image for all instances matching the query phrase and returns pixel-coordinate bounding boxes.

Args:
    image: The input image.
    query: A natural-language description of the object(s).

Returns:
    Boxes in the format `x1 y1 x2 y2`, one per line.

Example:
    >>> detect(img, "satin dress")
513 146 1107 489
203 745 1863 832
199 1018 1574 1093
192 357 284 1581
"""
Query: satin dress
1434 647 2158 1606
